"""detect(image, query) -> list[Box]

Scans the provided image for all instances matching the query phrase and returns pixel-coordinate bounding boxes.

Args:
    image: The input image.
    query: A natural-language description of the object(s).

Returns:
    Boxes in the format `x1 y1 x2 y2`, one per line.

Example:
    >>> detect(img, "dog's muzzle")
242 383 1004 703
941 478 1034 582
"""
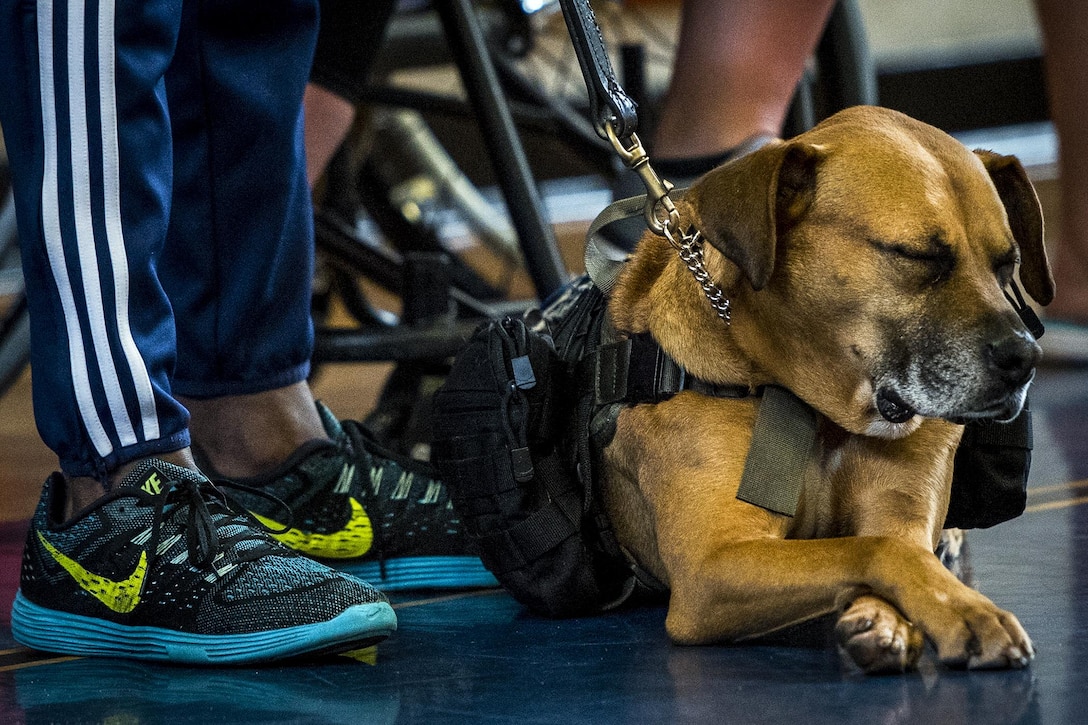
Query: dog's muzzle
984 332 1039 391
876 329 1040 425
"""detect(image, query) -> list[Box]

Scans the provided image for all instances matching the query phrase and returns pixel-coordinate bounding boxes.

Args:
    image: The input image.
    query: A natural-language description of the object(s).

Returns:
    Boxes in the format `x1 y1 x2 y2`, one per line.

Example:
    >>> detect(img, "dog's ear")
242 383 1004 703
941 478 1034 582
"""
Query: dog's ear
687 142 823 291
974 149 1055 306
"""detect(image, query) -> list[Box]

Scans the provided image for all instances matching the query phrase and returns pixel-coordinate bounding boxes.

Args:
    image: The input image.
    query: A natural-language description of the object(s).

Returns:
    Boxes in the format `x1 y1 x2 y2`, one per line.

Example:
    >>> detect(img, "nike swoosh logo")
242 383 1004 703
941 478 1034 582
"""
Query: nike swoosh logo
38 531 147 614
250 497 374 559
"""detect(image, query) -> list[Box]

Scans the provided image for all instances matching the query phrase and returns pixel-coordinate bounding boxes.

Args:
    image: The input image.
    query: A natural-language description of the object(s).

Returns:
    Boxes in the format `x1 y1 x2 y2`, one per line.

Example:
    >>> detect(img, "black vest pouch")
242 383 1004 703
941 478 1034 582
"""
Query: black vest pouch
944 397 1033 529
945 282 1042 530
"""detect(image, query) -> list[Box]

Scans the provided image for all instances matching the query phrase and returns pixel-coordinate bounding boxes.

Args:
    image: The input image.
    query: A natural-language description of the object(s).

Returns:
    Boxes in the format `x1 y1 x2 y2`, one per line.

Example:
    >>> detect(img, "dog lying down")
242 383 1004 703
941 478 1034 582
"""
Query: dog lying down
600 105 1052 674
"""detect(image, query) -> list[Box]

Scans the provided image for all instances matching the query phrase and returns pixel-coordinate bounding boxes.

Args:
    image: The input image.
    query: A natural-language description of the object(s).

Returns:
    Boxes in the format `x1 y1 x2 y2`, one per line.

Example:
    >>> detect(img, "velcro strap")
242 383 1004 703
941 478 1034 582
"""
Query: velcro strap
626 332 685 401
594 337 632 405
736 385 818 517
594 335 683 405
476 499 579 575
686 379 755 399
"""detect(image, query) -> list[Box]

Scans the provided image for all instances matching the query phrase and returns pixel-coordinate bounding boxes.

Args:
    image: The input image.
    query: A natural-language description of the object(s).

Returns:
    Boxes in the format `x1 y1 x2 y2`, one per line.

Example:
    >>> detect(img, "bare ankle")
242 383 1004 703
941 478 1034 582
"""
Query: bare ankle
65 477 109 520
64 449 197 520
181 381 329 479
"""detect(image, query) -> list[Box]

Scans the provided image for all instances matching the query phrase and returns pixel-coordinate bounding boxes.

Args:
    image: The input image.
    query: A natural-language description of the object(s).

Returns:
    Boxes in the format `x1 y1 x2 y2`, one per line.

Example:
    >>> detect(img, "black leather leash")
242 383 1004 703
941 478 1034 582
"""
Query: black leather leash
562 0 814 519
556 0 639 140
557 0 683 238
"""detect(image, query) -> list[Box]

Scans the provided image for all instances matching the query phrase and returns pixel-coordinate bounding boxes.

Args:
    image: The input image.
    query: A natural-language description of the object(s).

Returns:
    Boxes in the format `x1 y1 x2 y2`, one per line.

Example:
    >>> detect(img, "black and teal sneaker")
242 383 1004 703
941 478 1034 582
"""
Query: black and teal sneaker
219 402 498 592
11 459 396 665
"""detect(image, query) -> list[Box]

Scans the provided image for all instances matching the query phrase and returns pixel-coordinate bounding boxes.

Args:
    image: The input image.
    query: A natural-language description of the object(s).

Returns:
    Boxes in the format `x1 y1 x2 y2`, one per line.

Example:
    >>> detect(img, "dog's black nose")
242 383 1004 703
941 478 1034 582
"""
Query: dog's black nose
985 333 1040 386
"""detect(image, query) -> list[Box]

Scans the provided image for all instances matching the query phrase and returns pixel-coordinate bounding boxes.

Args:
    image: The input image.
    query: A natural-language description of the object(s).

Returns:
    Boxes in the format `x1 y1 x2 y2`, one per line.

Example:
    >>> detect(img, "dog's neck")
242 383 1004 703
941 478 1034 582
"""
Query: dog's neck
608 232 767 388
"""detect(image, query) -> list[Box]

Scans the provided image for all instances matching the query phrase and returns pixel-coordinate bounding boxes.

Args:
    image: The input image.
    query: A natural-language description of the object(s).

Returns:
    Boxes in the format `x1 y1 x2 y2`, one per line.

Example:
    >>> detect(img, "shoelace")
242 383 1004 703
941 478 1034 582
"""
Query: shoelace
339 420 453 580
158 477 294 569
339 419 399 578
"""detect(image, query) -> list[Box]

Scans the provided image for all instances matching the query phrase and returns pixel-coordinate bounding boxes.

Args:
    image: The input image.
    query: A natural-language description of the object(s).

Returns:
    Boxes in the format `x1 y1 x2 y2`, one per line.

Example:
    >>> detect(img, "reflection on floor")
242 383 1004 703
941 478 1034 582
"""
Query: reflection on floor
0 364 1082 724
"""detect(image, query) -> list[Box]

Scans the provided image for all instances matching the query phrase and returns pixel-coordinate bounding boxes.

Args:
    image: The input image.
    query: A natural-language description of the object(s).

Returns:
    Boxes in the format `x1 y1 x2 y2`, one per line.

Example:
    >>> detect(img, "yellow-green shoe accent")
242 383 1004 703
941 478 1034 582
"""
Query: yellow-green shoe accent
37 531 147 614
207 401 499 591
12 461 396 665
251 496 374 559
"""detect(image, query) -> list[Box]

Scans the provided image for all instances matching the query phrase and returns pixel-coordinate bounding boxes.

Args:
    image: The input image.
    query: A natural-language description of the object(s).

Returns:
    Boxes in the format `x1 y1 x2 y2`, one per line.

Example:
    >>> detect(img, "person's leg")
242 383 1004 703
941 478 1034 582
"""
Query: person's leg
1035 0 1088 325
169 0 398 476
652 0 837 162
0 0 194 497
304 0 397 186
610 0 835 244
304 84 356 186
163 0 492 590
181 381 325 479
160 0 328 476
0 0 396 664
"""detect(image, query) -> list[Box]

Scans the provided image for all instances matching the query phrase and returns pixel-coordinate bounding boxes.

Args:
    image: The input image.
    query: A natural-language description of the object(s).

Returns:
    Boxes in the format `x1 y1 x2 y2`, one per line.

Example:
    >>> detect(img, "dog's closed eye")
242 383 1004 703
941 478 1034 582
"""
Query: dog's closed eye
870 235 956 285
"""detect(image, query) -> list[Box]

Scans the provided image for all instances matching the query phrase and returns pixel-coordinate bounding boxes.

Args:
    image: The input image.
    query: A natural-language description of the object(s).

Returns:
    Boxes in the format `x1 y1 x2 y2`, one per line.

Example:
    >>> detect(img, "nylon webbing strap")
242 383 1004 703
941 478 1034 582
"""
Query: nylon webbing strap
477 499 576 574
593 330 754 406
584 191 689 294
736 385 818 517
584 194 644 293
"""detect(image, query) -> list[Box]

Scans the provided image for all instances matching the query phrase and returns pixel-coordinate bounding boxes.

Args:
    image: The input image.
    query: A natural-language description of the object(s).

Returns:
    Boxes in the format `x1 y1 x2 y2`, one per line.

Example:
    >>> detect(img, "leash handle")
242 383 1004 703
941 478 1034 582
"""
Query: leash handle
557 0 679 238
556 0 639 139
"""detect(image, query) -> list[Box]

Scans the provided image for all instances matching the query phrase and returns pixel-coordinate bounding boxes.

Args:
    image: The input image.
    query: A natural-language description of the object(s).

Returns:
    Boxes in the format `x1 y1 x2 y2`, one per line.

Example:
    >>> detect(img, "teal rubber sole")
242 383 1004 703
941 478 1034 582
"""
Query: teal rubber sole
11 591 397 665
333 556 499 592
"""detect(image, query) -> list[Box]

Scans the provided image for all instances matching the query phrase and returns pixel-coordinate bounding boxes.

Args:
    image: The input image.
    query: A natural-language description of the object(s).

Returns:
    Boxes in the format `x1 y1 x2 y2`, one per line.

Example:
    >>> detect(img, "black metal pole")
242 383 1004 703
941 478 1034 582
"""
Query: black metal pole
435 0 567 299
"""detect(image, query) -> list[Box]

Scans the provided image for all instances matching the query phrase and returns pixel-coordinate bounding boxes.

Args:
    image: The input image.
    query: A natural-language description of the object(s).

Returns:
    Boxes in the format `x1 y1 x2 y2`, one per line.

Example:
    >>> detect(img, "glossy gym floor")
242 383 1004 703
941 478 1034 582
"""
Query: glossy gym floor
1 366 1085 724
1 3 1085 725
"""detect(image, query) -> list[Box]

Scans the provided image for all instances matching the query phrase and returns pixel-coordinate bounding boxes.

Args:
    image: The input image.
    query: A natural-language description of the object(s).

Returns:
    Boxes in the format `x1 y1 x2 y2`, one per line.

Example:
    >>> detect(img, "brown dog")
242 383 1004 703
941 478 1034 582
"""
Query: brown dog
602 105 1053 673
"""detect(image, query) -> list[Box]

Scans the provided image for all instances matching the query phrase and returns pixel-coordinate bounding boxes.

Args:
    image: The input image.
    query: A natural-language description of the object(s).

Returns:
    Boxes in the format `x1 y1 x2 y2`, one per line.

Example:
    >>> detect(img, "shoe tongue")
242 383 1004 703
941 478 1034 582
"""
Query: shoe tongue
315 400 345 440
117 459 206 495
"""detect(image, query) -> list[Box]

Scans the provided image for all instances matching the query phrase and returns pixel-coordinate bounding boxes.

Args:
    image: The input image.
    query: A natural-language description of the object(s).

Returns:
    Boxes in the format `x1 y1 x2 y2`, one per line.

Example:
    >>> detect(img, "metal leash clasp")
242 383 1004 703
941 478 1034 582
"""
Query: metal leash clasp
604 121 680 238
603 119 732 324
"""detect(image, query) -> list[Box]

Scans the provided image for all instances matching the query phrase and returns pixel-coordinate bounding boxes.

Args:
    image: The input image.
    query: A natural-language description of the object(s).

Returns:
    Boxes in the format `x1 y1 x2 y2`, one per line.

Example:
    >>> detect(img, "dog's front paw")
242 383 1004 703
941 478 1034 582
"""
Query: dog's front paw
928 591 1034 670
836 595 924 674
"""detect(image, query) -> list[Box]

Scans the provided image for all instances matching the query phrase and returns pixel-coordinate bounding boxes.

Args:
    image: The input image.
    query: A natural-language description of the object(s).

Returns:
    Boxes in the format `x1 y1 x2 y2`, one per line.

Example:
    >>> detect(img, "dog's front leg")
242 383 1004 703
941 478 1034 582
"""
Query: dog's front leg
662 533 1032 670
662 534 887 645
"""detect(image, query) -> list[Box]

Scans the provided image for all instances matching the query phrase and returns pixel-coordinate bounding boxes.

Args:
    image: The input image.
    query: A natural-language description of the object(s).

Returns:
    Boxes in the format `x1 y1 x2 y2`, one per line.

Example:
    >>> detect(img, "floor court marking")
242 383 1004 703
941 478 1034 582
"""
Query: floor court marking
392 587 504 610
1027 478 1088 497
1025 493 1088 513
1024 478 1088 513
0 655 79 672
0 648 79 673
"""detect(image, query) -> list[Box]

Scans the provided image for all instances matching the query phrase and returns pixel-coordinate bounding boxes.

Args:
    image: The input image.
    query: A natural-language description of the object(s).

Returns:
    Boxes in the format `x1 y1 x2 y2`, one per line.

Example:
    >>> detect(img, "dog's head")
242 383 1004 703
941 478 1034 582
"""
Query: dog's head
685 106 1054 438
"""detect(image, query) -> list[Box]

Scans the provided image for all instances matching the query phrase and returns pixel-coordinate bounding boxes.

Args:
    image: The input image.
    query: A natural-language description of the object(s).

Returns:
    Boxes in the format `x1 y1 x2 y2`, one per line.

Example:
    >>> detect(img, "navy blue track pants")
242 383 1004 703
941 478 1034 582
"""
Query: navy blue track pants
0 0 319 479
